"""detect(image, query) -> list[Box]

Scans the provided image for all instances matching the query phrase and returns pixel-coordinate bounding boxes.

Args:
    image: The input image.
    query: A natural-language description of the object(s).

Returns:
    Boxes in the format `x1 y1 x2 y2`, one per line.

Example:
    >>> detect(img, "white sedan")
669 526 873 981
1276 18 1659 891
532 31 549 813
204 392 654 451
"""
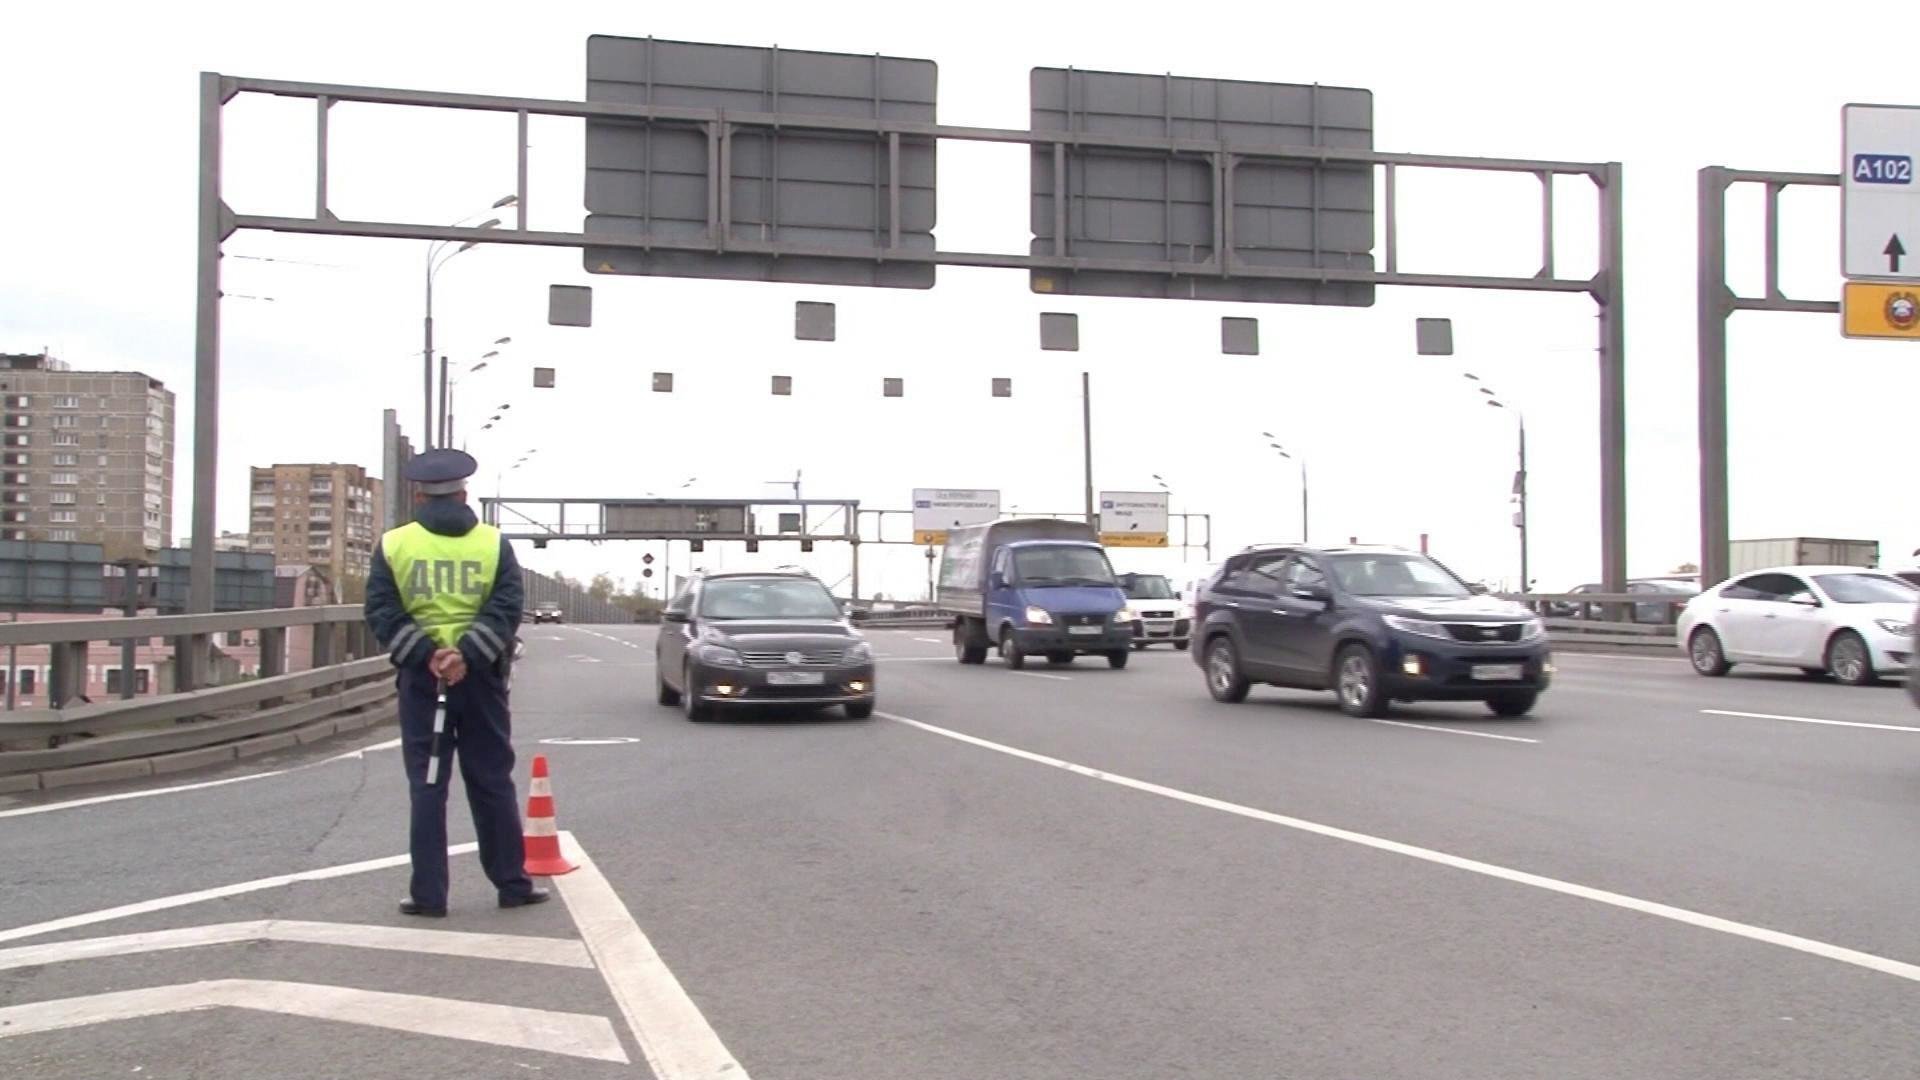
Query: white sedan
1677 566 1917 685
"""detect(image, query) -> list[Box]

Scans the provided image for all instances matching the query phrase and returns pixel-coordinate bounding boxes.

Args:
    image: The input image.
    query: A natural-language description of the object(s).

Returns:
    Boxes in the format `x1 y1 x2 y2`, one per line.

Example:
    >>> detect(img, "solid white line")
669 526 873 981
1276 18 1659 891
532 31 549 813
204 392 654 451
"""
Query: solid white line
0 919 592 973
325 735 404 762
0 768 291 820
555 831 752 1080
1554 653 1688 665
877 710 1920 986
1013 671 1074 682
0 979 628 1063
875 656 952 663
1364 717 1539 744
1701 709 1920 734
0 843 480 945
914 637 943 643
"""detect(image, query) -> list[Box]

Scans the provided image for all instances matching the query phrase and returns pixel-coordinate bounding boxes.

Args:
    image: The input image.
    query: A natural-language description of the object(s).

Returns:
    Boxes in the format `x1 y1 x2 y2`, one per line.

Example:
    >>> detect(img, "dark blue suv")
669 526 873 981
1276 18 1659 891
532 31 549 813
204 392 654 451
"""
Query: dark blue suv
1193 545 1552 717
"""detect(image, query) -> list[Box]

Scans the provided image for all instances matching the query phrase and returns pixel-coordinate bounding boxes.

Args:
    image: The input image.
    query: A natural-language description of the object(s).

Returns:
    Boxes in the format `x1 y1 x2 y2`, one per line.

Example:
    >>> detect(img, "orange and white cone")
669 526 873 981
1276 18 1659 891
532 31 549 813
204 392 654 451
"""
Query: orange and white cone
522 754 576 876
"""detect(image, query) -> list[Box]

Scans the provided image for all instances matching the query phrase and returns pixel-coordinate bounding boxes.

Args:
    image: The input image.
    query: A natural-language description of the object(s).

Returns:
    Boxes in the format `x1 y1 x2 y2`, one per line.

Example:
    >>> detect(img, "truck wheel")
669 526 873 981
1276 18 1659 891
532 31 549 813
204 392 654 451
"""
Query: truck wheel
1334 644 1389 718
1106 650 1129 670
1000 628 1026 670
954 620 987 665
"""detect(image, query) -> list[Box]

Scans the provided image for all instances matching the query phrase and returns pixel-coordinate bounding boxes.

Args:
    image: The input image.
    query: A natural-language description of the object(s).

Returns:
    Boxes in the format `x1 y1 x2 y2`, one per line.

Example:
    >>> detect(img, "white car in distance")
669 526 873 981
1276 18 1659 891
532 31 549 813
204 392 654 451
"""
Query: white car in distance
1678 566 1917 685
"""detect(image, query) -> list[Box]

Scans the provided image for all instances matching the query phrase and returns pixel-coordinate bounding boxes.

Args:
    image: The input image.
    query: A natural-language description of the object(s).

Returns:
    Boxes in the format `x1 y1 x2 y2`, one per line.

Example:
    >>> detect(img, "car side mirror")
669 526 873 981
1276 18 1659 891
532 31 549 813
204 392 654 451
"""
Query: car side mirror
1468 582 1489 595
663 609 690 624
989 573 1007 590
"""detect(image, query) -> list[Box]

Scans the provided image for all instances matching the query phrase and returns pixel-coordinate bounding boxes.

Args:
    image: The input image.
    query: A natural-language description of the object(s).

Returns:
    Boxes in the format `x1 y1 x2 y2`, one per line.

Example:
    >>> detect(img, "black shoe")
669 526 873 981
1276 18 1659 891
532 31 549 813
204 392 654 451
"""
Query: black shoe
399 899 448 918
499 886 552 909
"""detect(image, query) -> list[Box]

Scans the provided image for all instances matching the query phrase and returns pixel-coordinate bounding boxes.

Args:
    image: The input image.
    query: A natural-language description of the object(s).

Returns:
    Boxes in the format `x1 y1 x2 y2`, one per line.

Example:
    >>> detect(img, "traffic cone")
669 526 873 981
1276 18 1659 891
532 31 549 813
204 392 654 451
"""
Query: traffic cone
522 754 576 876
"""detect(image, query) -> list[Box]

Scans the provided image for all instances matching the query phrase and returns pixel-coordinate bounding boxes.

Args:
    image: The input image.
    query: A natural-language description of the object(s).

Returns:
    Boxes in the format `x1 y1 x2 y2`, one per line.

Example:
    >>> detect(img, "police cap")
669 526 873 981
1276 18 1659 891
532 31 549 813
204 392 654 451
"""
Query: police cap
403 449 478 496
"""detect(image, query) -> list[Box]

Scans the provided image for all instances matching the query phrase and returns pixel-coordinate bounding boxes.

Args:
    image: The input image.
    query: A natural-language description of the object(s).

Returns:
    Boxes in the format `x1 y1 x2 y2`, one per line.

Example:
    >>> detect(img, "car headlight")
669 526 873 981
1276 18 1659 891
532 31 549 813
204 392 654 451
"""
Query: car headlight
1114 609 1134 623
695 643 743 666
1382 614 1454 640
1875 618 1913 637
1518 618 1546 641
845 640 874 661
1024 605 1053 625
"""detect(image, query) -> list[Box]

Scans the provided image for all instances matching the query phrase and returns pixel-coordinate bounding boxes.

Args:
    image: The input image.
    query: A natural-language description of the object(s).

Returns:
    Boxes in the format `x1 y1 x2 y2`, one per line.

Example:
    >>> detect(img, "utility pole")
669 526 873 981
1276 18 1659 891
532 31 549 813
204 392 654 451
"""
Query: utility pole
1081 371 1095 529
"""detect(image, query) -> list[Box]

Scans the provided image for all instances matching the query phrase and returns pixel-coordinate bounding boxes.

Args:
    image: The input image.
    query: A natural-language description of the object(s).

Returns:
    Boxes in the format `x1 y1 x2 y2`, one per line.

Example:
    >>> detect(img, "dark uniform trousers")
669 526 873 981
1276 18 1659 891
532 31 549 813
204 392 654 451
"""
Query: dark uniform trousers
397 661 533 908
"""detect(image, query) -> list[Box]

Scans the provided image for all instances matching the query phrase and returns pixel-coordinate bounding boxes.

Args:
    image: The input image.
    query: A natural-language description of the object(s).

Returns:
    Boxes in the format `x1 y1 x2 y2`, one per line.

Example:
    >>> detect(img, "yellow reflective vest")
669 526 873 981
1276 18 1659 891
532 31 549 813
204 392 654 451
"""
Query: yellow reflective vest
380 521 502 649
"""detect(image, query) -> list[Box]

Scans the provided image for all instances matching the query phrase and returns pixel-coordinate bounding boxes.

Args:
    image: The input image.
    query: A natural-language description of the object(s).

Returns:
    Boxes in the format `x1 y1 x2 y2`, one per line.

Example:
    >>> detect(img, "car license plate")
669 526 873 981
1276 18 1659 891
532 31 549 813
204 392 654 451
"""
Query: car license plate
1472 663 1525 681
767 671 825 686
1068 625 1102 636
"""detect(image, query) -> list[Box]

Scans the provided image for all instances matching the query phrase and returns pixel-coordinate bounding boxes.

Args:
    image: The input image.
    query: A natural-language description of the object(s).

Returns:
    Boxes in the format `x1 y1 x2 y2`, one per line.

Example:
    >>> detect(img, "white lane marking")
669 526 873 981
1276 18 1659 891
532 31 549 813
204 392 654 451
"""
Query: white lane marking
0 843 480 945
539 737 641 746
0 768 292 820
568 654 604 663
914 637 943 643
325 736 403 762
878 711 1920 987
1701 709 1920 734
0 979 628 1064
875 656 953 663
1013 671 1074 682
0 919 592 973
554 831 752 1080
1364 717 1539 744
3 725 405 821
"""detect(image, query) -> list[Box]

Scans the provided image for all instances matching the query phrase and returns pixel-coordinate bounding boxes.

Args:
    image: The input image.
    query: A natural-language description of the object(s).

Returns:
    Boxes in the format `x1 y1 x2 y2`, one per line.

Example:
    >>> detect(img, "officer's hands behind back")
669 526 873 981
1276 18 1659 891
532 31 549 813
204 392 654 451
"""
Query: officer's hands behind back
431 648 469 686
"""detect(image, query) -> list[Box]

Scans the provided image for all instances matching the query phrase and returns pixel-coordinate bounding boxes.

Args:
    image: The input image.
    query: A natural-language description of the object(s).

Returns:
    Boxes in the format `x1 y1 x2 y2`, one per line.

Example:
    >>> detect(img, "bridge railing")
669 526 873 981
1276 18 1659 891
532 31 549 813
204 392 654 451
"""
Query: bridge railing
0 605 392 791
1508 592 1687 651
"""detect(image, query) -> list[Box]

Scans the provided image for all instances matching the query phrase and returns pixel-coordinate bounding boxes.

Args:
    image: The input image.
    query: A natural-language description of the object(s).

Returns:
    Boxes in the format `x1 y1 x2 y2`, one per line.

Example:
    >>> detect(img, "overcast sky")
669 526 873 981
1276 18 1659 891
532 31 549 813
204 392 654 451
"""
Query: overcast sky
3 1 1910 600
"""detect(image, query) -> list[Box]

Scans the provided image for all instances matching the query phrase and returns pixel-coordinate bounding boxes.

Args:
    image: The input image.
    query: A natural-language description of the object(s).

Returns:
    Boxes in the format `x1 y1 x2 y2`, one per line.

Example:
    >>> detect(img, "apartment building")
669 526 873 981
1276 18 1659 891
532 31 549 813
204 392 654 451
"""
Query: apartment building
247 464 383 585
0 351 175 561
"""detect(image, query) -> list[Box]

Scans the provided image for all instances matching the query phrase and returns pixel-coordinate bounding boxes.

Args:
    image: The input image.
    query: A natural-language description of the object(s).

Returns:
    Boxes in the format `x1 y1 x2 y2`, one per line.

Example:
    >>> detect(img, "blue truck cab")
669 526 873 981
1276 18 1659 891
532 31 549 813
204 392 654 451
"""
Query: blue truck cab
938 518 1134 670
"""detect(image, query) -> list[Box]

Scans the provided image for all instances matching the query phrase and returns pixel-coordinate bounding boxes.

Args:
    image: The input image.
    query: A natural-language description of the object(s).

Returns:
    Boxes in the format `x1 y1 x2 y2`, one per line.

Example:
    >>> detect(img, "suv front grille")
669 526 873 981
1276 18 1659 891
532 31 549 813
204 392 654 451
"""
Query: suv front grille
740 649 847 668
1443 623 1524 644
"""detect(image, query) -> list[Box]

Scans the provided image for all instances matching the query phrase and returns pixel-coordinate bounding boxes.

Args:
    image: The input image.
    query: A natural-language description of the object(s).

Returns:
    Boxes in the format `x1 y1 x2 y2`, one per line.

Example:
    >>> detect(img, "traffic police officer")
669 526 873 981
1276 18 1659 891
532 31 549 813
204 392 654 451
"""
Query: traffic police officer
364 448 547 916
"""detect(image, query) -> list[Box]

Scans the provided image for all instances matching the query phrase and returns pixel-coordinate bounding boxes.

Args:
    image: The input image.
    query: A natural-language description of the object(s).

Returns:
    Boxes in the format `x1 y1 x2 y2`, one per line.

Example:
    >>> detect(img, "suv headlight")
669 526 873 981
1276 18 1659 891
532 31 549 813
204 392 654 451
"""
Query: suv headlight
845 640 874 661
1382 614 1453 641
1518 617 1546 641
1024 605 1053 625
1875 618 1913 637
1114 609 1134 624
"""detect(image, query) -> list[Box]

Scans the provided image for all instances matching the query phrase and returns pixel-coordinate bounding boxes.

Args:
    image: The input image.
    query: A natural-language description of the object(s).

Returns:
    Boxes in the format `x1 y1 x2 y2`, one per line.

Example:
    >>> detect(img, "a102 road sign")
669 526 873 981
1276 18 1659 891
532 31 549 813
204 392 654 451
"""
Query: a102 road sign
1843 104 1920 279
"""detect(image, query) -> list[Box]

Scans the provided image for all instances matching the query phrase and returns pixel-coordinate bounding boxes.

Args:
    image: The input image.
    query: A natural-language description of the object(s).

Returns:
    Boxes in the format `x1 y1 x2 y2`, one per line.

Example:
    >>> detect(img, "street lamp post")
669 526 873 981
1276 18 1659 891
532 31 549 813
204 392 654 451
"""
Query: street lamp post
1261 433 1308 544
1464 374 1529 592
423 196 514 447
445 338 509 446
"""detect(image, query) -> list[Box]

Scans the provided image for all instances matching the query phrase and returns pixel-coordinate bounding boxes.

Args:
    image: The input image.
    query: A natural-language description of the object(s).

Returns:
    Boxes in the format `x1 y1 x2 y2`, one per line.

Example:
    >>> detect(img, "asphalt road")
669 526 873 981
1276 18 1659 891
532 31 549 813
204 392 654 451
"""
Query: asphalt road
3 625 1919 1078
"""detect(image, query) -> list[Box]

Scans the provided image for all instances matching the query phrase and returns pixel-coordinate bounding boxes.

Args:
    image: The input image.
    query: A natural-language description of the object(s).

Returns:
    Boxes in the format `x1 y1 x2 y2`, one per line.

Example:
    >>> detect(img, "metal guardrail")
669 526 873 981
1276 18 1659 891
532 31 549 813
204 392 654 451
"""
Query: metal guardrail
1513 592 1685 651
0 605 392 790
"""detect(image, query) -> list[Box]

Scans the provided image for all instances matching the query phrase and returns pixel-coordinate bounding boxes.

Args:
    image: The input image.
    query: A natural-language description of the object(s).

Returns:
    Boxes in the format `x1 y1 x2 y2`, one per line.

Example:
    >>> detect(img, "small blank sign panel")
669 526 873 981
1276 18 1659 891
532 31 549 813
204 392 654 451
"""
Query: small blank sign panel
549 284 593 327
